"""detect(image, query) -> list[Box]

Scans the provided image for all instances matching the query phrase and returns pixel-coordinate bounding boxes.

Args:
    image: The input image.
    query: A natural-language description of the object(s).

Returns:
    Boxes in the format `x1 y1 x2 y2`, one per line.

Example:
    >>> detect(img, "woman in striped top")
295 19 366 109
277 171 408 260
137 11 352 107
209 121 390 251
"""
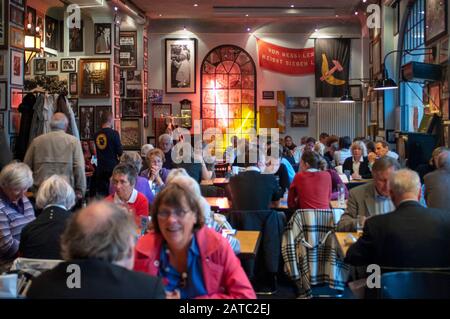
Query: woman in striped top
0 162 35 272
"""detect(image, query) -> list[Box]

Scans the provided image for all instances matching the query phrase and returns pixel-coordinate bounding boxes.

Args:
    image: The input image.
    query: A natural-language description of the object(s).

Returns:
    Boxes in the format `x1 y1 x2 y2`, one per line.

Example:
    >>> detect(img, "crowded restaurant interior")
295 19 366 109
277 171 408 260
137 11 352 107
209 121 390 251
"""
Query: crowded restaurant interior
1 0 450 300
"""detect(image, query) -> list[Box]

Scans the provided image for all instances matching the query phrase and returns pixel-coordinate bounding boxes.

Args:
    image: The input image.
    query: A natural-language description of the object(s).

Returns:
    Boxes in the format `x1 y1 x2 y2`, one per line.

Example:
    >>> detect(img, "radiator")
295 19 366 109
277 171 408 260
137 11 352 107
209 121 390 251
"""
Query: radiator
314 101 361 139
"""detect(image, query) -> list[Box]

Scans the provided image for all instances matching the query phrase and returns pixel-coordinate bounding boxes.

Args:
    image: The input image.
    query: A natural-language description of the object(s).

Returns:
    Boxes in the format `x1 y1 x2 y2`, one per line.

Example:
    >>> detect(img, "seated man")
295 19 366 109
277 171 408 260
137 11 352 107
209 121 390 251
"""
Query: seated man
337 157 400 231
228 145 283 210
368 141 399 166
345 169 450 268
424 149 450 210
27 201 165 299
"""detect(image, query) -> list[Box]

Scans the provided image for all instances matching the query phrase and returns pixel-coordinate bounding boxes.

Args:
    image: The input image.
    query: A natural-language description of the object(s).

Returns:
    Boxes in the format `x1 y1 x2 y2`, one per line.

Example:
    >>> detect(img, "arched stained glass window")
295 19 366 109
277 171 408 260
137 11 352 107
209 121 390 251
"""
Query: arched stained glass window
200 45 257 146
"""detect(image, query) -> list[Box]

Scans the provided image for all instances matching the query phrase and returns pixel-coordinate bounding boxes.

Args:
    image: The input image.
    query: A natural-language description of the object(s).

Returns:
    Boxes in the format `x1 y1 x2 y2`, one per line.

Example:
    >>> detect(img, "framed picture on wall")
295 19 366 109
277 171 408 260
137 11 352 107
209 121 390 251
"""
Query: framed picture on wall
45 15 59 50
25 6 36 33
94 23 111 54
46 60 58 72
121 119 142 150
0 1 8 48
165 38 197 93
36 12 44 41
122 98 143 118
9 26 24 48
79 106 95 140
68 98 78 118
34 58 46 75
290 112 309 127
425 0 448 45
69 21 83 52
0 81 7 110
287 97 310 109
10 4 24 27
10 49 24 86
69 73 78 95
119 31 137 69
79 59 110 98
94 106 111 133
61 58 76 72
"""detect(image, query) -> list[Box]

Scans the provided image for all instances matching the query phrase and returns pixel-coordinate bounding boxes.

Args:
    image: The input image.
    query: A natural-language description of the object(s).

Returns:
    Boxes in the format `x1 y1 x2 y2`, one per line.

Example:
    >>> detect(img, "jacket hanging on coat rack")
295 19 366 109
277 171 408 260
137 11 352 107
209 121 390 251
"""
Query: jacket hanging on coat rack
55 94 79 139
15 93 36 161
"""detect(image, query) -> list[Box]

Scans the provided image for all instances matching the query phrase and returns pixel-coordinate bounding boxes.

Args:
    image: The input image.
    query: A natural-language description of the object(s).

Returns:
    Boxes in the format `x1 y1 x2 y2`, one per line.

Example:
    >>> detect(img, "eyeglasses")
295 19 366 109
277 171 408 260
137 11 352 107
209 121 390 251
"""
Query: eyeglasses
157 208 191 219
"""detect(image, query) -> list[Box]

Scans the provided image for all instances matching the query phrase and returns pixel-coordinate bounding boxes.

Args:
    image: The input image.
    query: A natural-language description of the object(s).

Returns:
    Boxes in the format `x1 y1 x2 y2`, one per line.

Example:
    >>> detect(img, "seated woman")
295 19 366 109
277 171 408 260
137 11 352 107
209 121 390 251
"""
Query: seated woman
19 175 75 259
0 162 35 271
140 149 170 195
343 141 372 180
109 152 154 204
319 157 349 201
134 183 256 299
265 147 290 195
166 168 240 254
106 163 149 224
288 151 332 209
334 136 352 166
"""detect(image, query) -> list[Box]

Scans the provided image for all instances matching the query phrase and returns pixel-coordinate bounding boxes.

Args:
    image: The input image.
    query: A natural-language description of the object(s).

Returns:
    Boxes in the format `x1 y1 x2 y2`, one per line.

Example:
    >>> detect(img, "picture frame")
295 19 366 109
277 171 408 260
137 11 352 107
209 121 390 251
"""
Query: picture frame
61 58 76 72
10 86 22 109
9 109 20 134
114 24 120 48
122 98 143 118
287 97 310 109
119 31 137 69
36 12 44 41
349 85 363 101
425 0 448 45
69 21 83 52
9 26 24 48
262 91 275 100
165 38 197 94
10 4 24 27
0 81 7 110
94 105 111 133
378 92 384 129
79 58 110 98
290 112 309 127
79 106 95 140
94 23 111 55
114 97 120 118
68 98 78 118
0 0 8 49
10 49 24 86
46 60 58 72
26 6 36 34
34 58 46 75
69 73 78 95
121 119 142 150
45 15 59 50
0 51 8 77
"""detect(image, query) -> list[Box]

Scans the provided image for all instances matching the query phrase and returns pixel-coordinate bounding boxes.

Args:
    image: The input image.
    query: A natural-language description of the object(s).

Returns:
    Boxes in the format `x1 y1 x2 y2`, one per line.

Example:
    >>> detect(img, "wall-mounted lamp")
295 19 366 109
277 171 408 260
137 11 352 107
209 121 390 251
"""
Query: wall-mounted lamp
374 48 432 91
339 78 371 103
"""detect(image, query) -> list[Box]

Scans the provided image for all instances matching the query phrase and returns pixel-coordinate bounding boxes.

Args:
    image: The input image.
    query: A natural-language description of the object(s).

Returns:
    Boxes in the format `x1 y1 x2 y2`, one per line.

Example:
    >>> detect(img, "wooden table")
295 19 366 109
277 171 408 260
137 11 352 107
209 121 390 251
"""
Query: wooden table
206 197 230 210
335 232 360 257
201 178 229 187
235 230 261 259
330 200 347 209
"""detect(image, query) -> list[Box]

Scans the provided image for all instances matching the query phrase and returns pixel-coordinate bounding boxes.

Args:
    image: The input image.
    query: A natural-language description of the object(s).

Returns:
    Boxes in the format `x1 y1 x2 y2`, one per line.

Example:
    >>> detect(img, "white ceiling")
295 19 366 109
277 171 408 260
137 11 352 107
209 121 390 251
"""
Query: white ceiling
133 0 366 33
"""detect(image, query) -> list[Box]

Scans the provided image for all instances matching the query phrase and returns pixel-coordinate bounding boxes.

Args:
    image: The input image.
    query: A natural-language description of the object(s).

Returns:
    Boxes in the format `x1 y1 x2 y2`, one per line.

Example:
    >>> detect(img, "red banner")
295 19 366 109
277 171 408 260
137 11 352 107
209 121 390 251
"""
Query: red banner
257 38 315 75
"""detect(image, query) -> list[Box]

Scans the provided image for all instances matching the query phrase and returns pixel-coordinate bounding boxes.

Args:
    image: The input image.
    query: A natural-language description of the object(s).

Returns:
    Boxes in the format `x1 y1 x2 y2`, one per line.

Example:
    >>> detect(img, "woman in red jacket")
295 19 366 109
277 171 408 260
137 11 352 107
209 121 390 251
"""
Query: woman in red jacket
134 183 255 299
288 151 332 209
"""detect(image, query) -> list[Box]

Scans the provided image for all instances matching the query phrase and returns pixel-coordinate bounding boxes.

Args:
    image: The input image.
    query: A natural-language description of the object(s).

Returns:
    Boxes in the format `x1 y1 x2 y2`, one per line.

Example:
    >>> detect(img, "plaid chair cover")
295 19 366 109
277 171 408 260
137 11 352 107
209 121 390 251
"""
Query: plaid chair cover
282 209 350 298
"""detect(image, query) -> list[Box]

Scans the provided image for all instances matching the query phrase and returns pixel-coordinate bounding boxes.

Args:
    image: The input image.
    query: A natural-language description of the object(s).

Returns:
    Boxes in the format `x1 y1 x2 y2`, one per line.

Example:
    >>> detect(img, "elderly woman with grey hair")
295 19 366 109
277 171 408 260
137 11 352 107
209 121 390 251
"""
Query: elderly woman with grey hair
166 169 240 254
109 151 154 204
0 162 35 270
342 140 372 180
19 175 76 260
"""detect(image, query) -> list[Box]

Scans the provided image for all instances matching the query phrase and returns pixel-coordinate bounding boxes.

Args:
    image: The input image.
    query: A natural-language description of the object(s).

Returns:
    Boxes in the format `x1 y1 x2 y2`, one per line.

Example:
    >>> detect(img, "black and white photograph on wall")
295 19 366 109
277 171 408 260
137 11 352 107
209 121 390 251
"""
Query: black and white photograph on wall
69 21 83 52
119 31 137 68
0 0 7 48
165 38 197 93
45 15 59 50
61 58 76 72
34 58 46 75
79 105 94 140
26 6 36 33
10 49 23 86
94 23 111 54
69 72 78 95
122 98 142 117
10 4 24 27
68 98 78 118
314 38 350 98
0 81 6 110
79 58 110 98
